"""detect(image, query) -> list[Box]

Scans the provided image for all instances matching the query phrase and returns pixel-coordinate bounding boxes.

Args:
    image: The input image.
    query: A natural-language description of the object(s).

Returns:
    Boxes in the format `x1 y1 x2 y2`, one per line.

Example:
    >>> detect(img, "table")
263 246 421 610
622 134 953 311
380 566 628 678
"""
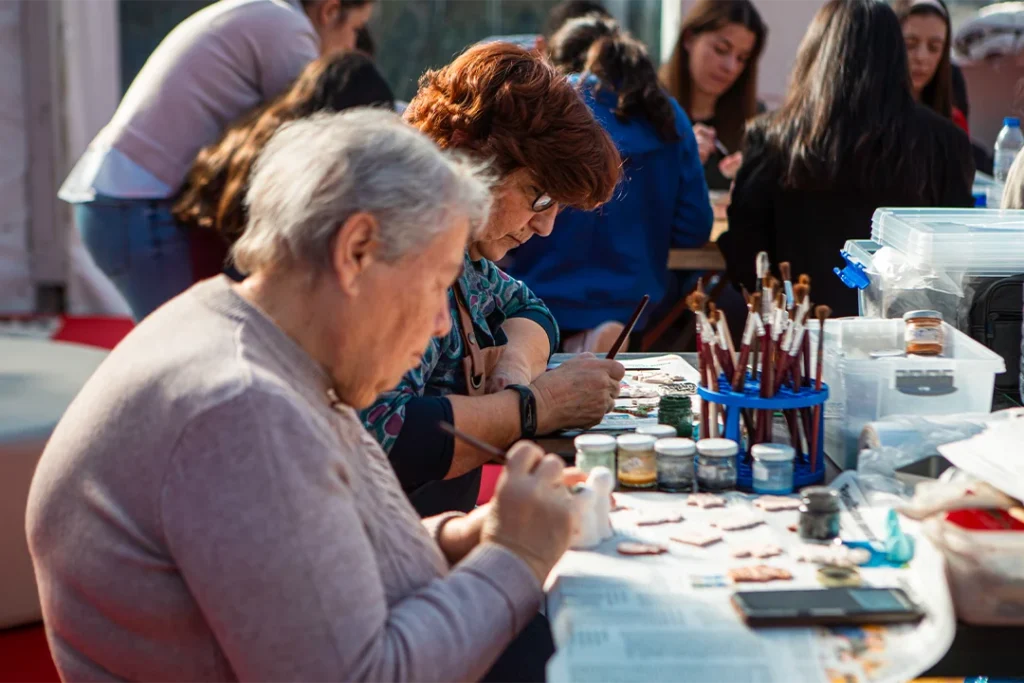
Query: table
544 474 957 683
666 218 727 272
0 338 107 627
542 352 1023 679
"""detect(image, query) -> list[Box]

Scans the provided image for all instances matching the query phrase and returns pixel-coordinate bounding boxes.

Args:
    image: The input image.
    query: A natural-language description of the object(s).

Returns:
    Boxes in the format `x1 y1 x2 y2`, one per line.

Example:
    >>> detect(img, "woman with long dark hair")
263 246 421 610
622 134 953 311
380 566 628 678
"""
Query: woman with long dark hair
893 0 969 133
719 0 974 317
660 0 767 190
506 14 712 352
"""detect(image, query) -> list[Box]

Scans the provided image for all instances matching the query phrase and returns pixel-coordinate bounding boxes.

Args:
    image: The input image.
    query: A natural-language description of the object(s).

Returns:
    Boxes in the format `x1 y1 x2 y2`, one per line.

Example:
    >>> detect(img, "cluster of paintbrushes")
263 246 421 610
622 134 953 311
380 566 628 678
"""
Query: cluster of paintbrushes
687 252 831 471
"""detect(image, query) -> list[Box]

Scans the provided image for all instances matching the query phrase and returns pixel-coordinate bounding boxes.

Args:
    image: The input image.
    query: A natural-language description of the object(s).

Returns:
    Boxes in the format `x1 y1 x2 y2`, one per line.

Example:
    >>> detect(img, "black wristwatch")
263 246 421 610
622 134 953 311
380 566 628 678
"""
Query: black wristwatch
507 384 538 438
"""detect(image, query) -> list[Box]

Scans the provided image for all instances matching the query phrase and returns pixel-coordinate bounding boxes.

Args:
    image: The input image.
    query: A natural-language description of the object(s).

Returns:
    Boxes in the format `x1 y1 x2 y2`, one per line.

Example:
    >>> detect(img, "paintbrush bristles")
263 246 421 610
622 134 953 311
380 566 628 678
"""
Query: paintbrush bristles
798 274 811 287
793 284 808 306
779 262 791 282
741 285 752 306
816 305 831 323
756 252 770 279
750 292 762 312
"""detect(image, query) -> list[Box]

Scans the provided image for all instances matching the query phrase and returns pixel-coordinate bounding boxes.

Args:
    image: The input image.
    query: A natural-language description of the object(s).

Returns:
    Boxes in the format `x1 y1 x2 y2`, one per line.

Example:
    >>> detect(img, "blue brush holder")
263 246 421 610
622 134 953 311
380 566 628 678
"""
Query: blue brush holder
697 373 828 492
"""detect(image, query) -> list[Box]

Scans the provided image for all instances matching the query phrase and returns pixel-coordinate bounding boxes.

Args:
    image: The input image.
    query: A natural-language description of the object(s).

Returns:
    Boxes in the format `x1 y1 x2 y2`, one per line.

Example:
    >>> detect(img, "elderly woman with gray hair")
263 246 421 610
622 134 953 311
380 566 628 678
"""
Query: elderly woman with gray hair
27 110 576 682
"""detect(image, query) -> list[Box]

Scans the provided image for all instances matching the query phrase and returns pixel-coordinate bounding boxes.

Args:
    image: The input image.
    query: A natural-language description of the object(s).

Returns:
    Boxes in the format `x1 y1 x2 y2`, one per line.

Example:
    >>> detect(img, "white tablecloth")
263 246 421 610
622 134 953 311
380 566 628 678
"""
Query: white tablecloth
544 473 956 683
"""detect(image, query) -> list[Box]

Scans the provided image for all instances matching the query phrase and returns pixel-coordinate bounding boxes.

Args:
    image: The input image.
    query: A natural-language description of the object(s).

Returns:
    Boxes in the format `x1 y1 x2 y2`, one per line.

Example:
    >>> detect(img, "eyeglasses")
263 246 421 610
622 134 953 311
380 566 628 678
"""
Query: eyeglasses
531 190 555 212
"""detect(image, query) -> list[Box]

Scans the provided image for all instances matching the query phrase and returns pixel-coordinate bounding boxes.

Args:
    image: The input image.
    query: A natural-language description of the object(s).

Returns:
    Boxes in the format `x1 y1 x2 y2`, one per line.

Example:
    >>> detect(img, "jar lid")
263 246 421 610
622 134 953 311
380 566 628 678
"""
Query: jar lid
751 443 795 462
696 438 738 457
655 438 696 456
636 424 677 439
902 310 942 321
574 433 616 451
869 350 905 359
659 394 692 405
617 433 657 451
801 486 840 510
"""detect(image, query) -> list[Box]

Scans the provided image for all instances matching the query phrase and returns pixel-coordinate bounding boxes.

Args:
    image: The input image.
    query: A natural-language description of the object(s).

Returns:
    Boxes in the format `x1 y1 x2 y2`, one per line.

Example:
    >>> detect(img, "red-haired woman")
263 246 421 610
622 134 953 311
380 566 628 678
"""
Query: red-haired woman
361 43 625 518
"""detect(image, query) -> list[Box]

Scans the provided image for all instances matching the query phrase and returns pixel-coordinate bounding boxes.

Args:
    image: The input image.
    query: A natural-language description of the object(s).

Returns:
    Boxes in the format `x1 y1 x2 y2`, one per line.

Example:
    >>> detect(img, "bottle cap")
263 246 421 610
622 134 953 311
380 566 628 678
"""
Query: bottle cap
751 443 796 462
617 433 657 451
1005 116 1020 127
902 310 942 321
574 433 616 451
696 438 739 457
636 424 678 439
655 438 696 456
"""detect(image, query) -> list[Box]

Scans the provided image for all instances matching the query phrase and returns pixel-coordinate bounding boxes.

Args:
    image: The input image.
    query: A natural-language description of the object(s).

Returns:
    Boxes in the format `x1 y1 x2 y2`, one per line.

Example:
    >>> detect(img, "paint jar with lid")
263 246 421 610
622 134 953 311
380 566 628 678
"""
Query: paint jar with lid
799 486 841 542
655 438 696 492
903 310 944 356
636 424 677 440
751 443 796 495
574 433 616 475
695 438 738 492
616 434 657 489
658 394 693 438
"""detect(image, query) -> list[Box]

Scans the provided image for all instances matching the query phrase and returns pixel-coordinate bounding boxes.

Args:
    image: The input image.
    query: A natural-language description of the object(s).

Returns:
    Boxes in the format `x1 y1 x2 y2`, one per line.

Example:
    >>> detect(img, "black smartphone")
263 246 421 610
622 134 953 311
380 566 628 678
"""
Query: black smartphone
732 587 925 627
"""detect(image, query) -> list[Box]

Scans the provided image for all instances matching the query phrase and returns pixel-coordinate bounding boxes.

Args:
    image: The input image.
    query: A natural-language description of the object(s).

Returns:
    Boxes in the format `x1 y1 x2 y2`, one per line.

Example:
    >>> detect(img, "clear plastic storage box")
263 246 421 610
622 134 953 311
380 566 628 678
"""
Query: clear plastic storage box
870 208 1024 276
808 318 1005 469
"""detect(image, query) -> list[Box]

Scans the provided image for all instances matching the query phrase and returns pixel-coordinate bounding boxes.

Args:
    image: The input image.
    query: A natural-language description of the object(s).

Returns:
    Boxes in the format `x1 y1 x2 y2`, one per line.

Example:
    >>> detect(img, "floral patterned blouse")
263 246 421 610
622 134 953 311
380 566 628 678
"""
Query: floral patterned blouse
360 254 558 505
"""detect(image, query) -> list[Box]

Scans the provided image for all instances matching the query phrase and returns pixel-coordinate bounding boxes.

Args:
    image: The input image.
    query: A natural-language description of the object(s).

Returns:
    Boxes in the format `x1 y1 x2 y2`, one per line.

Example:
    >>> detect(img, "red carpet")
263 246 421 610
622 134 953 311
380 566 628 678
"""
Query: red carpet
53 316 134 350
0 625 58 682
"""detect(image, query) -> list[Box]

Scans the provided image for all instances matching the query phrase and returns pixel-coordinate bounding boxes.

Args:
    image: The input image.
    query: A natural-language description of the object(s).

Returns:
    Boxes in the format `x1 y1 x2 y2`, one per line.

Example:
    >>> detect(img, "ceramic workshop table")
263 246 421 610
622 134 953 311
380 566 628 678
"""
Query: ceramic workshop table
0 338 107 627
544 474 958 683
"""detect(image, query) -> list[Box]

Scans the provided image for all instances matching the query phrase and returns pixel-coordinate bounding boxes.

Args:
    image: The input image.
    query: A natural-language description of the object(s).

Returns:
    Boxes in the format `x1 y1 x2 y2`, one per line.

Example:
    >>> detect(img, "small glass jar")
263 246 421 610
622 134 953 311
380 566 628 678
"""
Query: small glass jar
658 394 693 438
695 438 738 492
656 438 696 492
636 424 677 440
616 434 657 489
574 433 617 475
751 443 796 495
799 486 841 542
903 310 944 356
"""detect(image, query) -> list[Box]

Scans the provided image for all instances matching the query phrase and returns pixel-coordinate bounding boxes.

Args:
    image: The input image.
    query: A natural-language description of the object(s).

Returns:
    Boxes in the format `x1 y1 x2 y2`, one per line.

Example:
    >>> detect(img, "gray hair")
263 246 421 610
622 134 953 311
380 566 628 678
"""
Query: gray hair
233 108 492 275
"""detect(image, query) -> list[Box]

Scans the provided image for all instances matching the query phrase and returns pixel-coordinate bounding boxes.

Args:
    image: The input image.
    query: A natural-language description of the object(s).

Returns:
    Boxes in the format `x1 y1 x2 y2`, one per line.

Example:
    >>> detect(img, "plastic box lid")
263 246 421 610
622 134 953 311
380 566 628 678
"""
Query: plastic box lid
871 208 1024 274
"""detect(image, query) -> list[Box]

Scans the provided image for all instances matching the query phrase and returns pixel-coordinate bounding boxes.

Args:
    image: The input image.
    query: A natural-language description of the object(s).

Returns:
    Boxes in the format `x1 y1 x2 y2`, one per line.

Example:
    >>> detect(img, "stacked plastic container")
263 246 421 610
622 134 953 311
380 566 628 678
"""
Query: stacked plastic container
869 208 1024 276
807 318 1004 469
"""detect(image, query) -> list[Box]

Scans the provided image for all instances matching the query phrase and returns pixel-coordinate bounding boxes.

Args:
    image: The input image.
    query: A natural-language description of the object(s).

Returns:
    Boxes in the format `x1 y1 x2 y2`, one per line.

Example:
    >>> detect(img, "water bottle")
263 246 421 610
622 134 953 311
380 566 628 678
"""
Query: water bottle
992 117 1024 207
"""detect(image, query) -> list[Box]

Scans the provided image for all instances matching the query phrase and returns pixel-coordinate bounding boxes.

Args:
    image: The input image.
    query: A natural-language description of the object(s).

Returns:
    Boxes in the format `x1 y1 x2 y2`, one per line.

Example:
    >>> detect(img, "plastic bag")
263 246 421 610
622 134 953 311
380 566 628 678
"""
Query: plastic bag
858 247 966 326
855 410 1024 496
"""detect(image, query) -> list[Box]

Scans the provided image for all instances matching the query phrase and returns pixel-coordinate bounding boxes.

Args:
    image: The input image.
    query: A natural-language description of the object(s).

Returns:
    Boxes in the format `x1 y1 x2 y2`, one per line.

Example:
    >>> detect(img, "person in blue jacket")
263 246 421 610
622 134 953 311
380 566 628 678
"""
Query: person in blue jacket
505 14 713 352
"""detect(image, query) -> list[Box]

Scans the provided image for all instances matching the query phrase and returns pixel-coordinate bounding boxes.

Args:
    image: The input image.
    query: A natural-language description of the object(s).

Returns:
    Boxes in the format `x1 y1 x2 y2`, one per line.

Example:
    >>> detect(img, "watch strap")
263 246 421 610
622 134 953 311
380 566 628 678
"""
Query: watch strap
507 384 538 439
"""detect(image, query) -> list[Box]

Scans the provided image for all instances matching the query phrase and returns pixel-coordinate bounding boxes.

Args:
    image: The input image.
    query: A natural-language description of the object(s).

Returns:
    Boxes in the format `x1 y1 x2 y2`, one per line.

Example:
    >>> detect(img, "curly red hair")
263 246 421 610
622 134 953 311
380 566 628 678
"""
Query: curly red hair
405 42 620 209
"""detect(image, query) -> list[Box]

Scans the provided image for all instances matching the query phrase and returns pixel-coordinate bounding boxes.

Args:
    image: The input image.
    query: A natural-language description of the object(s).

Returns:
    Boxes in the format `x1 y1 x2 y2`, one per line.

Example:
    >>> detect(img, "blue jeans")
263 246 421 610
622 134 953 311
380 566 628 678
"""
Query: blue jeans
75 196 195 321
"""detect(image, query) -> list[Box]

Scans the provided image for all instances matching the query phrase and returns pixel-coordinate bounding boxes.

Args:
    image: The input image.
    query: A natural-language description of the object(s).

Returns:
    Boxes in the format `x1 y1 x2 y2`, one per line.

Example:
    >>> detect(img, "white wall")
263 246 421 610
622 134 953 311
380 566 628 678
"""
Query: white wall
60 0 130 316
0 0 32 312
661 0 827 108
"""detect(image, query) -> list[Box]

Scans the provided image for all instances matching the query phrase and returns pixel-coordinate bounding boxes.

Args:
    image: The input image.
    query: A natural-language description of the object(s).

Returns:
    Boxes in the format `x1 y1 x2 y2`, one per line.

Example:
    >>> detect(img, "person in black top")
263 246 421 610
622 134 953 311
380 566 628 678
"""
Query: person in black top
720 0 974 317
660 0 767 191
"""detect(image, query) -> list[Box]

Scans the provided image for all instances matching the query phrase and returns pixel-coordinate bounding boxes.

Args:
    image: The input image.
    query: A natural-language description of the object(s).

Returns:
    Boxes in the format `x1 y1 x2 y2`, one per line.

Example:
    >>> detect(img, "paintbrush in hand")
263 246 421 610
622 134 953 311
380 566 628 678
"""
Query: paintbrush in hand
439 422 507 465
607 294 650 360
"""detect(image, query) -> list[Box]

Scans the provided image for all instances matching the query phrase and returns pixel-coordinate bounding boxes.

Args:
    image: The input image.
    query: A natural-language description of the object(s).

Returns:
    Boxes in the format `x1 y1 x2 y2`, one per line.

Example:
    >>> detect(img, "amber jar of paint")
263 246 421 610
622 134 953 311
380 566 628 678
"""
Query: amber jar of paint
903 310 944 356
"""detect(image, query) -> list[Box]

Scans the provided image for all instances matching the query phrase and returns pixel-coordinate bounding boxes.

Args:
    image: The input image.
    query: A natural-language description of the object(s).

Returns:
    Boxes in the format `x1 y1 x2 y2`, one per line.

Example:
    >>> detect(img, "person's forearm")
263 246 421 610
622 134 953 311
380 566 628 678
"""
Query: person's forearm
446 391 520 478
500 317 551 381
429 506 489 565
